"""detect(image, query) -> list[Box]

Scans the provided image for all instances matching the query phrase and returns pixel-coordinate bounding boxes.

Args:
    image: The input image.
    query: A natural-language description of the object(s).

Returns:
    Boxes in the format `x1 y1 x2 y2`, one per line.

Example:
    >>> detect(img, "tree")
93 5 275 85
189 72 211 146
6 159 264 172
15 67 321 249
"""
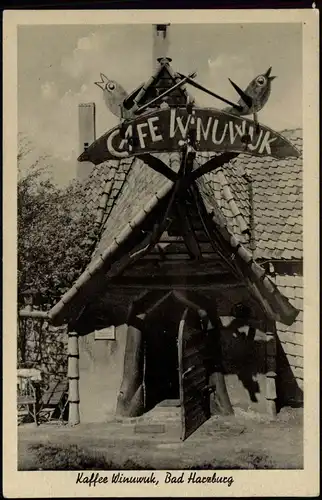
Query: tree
17 143 97 309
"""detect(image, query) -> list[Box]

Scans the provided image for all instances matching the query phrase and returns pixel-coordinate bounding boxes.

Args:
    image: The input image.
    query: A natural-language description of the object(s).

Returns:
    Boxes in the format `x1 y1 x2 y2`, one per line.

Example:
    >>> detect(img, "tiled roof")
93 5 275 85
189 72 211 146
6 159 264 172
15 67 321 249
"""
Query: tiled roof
82 157 135 230
90 153 181 263
196 152 250 246
49 150 299 327
230 129 303 260
81 128 302 264
184 128 302 262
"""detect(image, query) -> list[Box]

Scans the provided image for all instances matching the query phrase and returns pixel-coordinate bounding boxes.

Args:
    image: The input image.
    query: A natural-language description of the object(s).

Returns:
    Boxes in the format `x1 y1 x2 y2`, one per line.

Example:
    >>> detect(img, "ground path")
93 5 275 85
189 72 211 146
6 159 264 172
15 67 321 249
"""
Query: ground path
18 406 303 470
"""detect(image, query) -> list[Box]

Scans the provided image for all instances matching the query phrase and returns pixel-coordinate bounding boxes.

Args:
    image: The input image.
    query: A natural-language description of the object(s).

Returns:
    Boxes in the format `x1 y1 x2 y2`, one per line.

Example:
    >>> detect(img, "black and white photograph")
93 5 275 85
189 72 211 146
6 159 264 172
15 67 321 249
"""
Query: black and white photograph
3 9 319 498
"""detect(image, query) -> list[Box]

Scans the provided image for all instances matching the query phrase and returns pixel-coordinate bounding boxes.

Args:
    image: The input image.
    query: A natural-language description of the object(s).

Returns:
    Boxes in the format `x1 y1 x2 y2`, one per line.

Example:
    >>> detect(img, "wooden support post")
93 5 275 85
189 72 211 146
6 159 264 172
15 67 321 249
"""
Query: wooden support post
68 331 80 425
266 324 277 418
206 317 234 416
116 312 146 418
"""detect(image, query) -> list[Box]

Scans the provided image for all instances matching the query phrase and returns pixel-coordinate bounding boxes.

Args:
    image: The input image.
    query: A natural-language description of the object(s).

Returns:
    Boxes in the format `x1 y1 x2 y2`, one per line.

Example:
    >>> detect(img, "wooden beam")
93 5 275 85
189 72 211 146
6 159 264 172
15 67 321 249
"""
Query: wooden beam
110 274 236 286
107 274 240 291
143 252 223 261
106 231 153 278
123 262 229 277
189 184 240 279
137 153 178 182
68 332 80 426
158 232 182 244
175 201 202 260
106 152 193 281
121 153 190 270
106 196 177 280
173 290 207 317
145 291 173 316
149 241 222 255
132 289 172 316
114 150 196 277
265 322 277 418
106 282 241 291
189 152 240 182
19 310 49 319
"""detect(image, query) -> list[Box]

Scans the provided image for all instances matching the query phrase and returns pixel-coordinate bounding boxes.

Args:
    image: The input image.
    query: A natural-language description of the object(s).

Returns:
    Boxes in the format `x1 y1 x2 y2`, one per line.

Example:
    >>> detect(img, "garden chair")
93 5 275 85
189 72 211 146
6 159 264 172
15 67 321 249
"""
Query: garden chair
37 379 69 423
17 376 38 425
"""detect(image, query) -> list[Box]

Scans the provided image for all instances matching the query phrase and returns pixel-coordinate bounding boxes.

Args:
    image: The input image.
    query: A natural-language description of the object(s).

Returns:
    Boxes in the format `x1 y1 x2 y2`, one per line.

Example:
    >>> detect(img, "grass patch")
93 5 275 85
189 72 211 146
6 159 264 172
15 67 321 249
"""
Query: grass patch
19 443 278 471
187 452 275 470
19 444 154 471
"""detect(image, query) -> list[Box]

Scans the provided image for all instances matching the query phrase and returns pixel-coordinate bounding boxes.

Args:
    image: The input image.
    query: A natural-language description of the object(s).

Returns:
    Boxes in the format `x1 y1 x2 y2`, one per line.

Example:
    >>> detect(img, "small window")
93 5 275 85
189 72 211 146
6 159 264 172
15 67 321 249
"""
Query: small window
94 326 115 340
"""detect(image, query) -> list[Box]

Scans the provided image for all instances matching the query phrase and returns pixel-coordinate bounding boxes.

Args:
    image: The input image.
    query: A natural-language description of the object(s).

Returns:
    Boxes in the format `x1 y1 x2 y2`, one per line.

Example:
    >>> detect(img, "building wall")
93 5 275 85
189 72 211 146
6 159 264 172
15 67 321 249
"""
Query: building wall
274 274 303 404
78 318 270 422
78 324 127 423
77 278 303 424
220 319 268 414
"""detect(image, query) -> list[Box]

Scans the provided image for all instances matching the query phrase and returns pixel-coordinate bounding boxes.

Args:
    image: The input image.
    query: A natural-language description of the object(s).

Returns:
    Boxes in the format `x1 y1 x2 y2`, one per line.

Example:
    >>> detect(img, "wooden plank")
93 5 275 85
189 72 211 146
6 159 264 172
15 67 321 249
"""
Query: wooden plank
266 326 277 418
178 308 210 441
123 263 229 278
105 282 241 291
110 274 238 288
144 256 191 263
19 310 49 319
149 241 222 255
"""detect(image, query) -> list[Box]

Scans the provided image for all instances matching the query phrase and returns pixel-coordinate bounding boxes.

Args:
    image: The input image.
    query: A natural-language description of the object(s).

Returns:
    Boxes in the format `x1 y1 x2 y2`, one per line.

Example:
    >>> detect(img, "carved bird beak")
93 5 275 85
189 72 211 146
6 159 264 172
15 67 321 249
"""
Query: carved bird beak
265 67 276 81
95 73 109 90
228 78 253 108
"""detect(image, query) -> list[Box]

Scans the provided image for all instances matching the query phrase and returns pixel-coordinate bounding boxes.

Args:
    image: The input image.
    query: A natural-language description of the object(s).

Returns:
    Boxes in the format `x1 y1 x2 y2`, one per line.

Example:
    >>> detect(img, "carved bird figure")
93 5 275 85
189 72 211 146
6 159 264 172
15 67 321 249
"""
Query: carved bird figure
95 73 128 118
224 67 276 116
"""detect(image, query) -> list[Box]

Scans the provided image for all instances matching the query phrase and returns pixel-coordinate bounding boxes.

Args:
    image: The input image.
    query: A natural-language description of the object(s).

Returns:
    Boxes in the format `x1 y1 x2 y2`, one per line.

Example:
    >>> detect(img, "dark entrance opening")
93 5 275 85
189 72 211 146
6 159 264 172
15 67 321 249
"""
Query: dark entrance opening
144 296 184 412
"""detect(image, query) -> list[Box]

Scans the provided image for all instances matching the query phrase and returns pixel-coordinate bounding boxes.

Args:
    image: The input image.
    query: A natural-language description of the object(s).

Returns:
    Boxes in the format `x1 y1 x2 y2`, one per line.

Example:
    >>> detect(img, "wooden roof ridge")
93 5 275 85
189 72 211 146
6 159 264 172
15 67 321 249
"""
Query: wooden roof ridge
162 60 191 102
128 63 165 113
129 59 191 114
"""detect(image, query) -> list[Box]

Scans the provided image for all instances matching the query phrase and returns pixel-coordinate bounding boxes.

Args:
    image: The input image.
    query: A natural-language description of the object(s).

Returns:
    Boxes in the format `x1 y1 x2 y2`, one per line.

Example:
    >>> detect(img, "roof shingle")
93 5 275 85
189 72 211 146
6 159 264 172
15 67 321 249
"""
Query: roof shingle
206 128 303 260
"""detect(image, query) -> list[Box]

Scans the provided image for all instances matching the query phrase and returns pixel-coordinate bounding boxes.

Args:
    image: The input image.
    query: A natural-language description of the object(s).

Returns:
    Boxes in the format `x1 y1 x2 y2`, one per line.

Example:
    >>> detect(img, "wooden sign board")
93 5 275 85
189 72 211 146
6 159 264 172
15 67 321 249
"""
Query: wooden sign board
94 325 115 340
78 107 300 165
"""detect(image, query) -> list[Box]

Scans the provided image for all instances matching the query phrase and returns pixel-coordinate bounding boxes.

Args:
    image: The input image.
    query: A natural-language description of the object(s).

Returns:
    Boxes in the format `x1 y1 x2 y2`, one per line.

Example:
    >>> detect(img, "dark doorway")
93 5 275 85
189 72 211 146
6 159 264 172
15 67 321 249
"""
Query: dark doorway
144 296 184 411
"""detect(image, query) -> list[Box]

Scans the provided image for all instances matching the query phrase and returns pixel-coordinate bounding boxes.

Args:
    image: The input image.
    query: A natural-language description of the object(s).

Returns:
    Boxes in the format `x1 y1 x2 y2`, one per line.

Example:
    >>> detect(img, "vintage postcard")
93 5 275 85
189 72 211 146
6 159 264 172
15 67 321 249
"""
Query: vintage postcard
3 8 319 498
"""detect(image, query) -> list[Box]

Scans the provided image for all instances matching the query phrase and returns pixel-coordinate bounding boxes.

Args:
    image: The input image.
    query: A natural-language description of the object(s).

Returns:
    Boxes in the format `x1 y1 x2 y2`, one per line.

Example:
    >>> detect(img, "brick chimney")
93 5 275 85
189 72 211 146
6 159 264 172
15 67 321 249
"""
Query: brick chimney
77 102 96 181
153 24 170 69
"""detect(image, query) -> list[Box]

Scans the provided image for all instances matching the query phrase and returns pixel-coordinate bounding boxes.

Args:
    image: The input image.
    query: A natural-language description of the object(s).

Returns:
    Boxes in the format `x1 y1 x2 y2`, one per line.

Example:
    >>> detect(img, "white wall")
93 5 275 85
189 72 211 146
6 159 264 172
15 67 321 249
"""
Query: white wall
78 324 127 422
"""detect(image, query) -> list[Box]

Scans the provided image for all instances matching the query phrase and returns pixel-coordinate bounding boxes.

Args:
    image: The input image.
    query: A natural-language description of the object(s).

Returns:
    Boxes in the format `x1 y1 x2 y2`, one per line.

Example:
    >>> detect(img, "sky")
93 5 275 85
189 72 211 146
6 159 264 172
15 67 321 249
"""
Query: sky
18 23 302 185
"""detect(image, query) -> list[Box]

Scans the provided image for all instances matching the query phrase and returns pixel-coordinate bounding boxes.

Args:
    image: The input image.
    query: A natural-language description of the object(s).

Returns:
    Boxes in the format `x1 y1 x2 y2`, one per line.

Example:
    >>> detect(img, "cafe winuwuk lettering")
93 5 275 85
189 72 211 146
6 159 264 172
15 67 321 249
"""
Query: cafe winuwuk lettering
78 107 300 165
